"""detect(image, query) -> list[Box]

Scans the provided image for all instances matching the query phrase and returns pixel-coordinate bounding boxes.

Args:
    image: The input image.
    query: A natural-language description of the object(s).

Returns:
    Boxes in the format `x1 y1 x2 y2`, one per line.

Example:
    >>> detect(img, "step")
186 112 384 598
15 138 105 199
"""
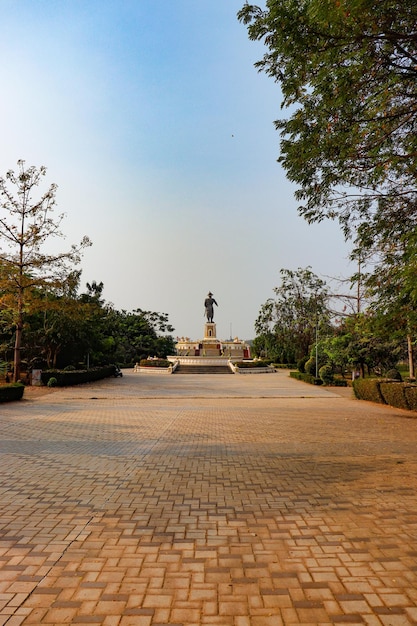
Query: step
175 365 233 375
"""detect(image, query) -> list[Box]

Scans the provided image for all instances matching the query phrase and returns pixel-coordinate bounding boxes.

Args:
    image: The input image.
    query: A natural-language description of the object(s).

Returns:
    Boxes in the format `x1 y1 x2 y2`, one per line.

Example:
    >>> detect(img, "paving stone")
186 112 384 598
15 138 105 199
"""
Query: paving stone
1 372 417 624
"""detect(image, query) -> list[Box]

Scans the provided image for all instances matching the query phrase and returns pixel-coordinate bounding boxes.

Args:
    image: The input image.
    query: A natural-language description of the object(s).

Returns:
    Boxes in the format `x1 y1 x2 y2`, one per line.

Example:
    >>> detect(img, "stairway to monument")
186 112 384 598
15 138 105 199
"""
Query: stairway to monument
174 364 233 375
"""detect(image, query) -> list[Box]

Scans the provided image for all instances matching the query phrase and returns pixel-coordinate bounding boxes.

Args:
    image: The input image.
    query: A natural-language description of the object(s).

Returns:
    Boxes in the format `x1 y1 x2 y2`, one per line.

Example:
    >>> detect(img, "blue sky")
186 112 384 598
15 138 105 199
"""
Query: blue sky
0 0 353 340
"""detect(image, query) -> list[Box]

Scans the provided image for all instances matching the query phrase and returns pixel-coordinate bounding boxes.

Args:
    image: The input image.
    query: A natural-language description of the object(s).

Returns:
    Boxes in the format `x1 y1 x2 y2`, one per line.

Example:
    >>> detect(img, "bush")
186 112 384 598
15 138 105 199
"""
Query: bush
139 359 172 368
353 378 385 404
41 366 115 386
297 355 309 373
234 360 270 369
0 383 24 403
290 371 323 385
47 377 58 387
404 386 417 411
319 364 334 385
385 368 402 381
304 357 316 376
380 382 409 410
332 378 348 387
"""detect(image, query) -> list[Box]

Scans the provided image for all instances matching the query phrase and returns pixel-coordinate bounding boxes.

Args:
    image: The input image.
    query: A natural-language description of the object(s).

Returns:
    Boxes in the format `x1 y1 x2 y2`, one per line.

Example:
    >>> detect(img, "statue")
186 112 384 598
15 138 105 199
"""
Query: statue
204 292 218 323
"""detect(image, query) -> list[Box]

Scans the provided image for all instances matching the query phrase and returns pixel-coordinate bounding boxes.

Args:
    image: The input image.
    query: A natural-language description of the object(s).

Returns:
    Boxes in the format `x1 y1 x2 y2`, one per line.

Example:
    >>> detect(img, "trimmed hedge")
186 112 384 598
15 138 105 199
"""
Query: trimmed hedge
290 371 323 385
380 382 409 410
234 360 270 369
353 378 417 412
0 383 25 402
405 386 417 411
352 378 385 404
41 366 115 387
139 359 172 368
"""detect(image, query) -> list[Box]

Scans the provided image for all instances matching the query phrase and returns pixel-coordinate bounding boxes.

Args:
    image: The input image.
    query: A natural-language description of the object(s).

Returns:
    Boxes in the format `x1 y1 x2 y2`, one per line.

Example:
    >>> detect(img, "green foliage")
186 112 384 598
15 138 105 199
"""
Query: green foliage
329 315 406 376
352 378 385 404
0 382 24 402
290 371 323 385
385 369 402 381
297 355 309 373
238 2 417 240
255 267 331 363
139 359 172 368
47 377 58 387
41 366 115 386
304 357 316 376
234 360 270 369
380 382 409 410
404 387 417 412
239 2 417 378
319 364 334 385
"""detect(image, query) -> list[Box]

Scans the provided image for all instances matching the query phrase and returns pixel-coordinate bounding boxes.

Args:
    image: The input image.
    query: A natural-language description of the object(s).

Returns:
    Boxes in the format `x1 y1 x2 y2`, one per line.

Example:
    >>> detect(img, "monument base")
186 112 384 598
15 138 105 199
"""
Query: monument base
204 322 216 339
175 321 251 360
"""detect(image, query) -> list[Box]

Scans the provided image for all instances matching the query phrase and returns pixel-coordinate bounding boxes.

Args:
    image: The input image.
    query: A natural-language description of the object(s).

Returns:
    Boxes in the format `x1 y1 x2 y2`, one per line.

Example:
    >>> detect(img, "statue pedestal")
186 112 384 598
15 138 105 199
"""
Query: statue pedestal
204 322 217 339
202 323 221 356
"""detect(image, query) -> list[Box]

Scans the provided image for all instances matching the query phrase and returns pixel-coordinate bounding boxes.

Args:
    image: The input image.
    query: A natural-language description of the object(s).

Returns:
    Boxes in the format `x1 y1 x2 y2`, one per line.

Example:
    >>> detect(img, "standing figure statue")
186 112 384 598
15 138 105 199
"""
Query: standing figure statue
204 292 218 323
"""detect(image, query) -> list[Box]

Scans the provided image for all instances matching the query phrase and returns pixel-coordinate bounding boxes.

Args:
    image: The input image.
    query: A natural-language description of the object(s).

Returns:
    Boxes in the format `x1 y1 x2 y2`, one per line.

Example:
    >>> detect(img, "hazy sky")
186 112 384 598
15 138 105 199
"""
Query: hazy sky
0 0 353 340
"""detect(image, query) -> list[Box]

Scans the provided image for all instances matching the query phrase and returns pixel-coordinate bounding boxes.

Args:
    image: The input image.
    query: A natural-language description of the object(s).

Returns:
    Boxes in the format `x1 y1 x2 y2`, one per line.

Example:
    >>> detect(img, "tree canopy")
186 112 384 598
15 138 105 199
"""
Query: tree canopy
254 267 331 362
238 1 417 242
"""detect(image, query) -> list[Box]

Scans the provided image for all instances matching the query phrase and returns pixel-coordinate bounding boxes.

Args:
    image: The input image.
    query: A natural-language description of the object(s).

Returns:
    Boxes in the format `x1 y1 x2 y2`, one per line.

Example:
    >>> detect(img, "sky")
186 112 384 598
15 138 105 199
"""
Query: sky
0 0 354 341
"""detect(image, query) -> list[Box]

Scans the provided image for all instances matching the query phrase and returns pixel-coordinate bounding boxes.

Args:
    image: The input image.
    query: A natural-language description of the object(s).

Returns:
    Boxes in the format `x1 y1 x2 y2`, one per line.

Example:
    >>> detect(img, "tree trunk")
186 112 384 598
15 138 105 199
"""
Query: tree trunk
13 322 22 382
407 334 415 380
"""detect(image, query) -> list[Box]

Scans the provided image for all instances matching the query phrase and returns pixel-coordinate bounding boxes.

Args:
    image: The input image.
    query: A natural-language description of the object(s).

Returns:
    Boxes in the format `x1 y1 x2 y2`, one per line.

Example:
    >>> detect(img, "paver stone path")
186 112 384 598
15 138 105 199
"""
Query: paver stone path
1 370 417 625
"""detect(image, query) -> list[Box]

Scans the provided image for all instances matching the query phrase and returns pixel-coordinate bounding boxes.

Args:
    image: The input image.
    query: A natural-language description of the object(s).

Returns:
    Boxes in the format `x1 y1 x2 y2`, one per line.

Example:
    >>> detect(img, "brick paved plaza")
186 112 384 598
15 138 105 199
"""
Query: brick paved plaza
1 370 417 626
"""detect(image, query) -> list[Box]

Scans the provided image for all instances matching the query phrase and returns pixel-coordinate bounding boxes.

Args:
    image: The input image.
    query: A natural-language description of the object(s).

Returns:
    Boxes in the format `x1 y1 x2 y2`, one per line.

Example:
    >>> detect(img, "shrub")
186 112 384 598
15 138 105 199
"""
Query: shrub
47 377 58 387
297 355 309 373
234 360 270 369
319 364 334 385
404 386 417 412
290 371 323 385
0 383 24 402
304 357 316 376
332 378 348 387
41 366 115 386
139 359 172 368
385 368 402 381
380 382 409 410
353 378 385 404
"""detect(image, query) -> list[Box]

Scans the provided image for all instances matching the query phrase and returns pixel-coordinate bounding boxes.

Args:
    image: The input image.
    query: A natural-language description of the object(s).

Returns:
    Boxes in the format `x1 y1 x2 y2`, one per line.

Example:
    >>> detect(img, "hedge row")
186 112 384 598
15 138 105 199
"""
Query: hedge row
139 359 172 368
41 366 116 387
0 383 25 402
353 378 417 411
234 360 270 369
290 371 323 385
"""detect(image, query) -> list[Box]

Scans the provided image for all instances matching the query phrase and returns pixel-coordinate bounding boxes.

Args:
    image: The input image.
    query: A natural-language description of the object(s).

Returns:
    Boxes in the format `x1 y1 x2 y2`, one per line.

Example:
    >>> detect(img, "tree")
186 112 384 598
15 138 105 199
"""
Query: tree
255 267 331 362
362 231 417 379
106 309 175 364
238 1 417 242
0 161 91 381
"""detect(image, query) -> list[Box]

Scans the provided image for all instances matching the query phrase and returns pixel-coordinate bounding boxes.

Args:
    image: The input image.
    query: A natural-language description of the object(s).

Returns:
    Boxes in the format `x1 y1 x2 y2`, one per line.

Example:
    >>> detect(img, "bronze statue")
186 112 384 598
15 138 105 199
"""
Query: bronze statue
204 292 218 322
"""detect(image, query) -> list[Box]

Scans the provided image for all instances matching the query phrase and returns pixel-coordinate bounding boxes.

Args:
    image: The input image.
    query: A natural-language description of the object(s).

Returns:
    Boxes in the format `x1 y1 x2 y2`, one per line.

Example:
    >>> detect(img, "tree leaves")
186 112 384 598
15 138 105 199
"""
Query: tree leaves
238 0 417 239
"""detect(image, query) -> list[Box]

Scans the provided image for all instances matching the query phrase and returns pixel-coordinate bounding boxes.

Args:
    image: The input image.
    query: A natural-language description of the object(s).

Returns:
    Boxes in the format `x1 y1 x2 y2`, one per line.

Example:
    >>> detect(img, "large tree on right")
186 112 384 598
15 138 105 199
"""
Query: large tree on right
238 1 417 243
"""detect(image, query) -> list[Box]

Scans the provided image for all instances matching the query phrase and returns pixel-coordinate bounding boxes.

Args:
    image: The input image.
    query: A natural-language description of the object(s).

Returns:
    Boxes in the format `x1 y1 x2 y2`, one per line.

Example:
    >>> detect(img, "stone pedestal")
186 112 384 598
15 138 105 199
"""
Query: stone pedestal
202 323 221 356
204 322 217 339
